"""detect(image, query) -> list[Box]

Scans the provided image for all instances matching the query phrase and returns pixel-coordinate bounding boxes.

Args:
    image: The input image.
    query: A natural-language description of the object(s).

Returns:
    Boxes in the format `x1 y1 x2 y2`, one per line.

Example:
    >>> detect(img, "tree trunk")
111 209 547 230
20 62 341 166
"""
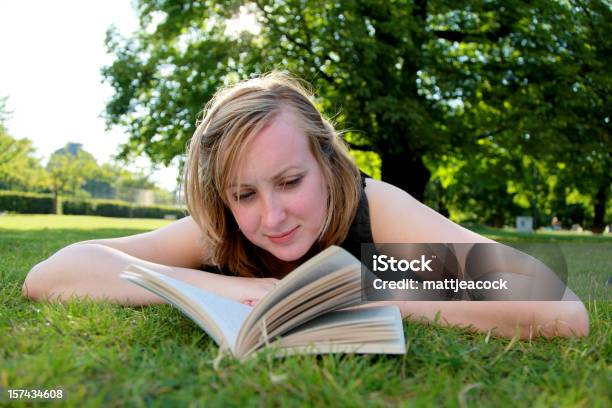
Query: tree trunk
52 191 61 215
380 152 430 202
492 213 505 229
592 180 610 234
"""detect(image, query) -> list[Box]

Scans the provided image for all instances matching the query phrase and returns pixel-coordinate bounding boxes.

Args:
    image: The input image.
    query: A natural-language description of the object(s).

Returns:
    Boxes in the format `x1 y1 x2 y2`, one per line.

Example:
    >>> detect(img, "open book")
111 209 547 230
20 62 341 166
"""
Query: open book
120 245 406 360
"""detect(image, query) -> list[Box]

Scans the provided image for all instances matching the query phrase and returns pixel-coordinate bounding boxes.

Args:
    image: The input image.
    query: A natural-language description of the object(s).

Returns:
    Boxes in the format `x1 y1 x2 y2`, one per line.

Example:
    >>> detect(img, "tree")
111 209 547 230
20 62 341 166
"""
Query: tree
543 1 612 232
425 141 536 228
83 161 176 205
103 0 610 218
103 0 443 199
47 143 98 213
430 0 611 230
0 99 49 192
0 96 10 124
0 133 49 192
82 163 120 199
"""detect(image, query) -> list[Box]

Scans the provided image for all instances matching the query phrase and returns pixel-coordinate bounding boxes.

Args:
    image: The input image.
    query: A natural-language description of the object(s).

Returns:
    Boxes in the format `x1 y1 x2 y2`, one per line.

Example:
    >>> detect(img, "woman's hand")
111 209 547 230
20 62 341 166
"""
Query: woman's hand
230 276 280 307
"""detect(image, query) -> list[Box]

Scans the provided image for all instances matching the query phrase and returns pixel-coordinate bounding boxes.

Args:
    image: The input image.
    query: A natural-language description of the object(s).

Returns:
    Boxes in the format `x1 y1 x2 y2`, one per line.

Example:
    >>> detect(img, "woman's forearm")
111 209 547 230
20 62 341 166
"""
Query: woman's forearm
383 299 589 339
22 243 242 306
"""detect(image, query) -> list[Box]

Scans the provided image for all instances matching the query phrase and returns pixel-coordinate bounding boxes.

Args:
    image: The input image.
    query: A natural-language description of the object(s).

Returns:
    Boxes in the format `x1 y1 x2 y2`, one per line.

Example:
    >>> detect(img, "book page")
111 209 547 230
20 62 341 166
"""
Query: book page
250 306 406 359
234 245 361 355
121 266 251 353
243 269 363 353
282 306 403 339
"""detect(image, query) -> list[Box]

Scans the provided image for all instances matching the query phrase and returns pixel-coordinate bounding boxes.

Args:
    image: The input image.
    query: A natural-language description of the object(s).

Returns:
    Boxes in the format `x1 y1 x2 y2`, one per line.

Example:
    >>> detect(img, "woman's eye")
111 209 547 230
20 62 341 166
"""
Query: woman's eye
281 177 302 189
235 191 254 202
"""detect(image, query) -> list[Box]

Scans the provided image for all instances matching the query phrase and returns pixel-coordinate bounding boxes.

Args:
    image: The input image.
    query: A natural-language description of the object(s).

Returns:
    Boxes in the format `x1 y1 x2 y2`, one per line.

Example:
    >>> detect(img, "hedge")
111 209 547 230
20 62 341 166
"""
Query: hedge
0 191 54 214
0 191 186 219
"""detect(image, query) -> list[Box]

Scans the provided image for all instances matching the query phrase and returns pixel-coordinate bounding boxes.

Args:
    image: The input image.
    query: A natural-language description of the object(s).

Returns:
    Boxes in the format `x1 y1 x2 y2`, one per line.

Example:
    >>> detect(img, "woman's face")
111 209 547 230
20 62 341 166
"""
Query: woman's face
227 109 328 261
225 109 329 262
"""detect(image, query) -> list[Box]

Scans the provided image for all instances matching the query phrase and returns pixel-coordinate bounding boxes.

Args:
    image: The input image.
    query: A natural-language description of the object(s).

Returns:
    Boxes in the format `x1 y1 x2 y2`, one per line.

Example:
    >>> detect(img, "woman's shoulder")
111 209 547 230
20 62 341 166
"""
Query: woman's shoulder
363 178 421 211
362 178 414 242
363 178 488 243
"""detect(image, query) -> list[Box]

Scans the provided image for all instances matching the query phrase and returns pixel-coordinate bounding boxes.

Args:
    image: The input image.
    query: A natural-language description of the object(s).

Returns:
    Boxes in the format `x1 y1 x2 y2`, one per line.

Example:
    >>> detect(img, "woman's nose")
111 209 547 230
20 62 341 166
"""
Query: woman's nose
261 194 287 228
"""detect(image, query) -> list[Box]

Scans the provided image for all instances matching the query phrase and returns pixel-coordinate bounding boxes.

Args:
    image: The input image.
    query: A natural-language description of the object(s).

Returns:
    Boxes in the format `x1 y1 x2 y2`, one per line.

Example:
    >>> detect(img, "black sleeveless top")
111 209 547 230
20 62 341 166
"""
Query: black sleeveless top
206 171 374 276
337 171 374 259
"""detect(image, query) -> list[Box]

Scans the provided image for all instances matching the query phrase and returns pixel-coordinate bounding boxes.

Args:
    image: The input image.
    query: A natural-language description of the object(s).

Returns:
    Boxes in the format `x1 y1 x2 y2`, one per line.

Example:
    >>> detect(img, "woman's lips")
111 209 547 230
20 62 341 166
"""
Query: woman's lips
267 226 299 245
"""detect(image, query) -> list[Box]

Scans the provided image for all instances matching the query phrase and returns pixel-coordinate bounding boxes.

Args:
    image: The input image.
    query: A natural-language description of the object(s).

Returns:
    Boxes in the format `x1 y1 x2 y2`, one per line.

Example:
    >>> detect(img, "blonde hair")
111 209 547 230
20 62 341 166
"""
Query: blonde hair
184 72 361 277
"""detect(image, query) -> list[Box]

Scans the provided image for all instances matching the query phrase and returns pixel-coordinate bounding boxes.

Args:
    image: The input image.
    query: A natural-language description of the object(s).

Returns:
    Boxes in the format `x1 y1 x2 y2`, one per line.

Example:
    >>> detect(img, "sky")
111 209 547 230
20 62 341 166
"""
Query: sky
0 0 180 190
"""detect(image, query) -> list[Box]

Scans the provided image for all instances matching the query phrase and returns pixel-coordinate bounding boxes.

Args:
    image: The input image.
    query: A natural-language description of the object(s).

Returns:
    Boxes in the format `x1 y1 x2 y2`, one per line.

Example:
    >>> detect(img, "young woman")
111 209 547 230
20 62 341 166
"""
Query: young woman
22 72 588 339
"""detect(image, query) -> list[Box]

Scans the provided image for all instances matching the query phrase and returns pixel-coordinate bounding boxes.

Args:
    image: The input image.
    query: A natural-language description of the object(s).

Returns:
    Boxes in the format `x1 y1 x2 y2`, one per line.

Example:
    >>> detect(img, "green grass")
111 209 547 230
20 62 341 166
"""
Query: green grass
0 214 610 407
467 223 612 243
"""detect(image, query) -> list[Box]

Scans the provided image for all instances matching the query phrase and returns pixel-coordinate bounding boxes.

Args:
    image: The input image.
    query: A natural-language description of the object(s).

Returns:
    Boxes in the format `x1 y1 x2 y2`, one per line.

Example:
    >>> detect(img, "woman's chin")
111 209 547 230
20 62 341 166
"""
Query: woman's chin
266 243 311 263
269 248 304 262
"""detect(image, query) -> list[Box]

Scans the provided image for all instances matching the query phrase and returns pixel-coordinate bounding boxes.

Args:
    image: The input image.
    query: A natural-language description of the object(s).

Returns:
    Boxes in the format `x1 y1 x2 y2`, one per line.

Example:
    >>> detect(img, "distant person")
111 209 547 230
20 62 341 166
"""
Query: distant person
551 216 562 231
22 72 588 340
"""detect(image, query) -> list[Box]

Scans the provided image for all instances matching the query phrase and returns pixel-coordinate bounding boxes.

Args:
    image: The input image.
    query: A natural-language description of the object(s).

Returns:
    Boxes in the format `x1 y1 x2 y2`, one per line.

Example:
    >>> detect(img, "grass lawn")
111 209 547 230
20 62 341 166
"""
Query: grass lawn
1 214 610 407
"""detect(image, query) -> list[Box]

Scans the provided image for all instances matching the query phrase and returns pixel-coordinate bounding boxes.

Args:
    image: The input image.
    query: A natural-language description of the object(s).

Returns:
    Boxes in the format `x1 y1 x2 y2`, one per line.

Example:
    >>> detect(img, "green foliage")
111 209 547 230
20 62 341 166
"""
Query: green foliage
152 188 177 206
47 143 99 199
66 199 186 219
0 132 49 192
93 201 133 218
426 150 537 226
102 1 245 165
0 191 54 214
556 204 586 228
61 199 96 216
131 204 185 219
43 143 182 212
0 95 10 124
426 152 611 228
81 163 120 199
0 191 185 219
0 137 178 210
426 0 611 229
82 161 177 205
0 95 178 207
102 0 611 227
102 0 445 197
351 151 381 180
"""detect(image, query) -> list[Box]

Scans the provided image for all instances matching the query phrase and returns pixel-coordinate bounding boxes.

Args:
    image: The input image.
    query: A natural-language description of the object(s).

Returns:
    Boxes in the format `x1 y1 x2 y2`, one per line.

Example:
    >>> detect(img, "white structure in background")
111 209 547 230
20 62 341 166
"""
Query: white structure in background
135 189 154 206
516 216 533 232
